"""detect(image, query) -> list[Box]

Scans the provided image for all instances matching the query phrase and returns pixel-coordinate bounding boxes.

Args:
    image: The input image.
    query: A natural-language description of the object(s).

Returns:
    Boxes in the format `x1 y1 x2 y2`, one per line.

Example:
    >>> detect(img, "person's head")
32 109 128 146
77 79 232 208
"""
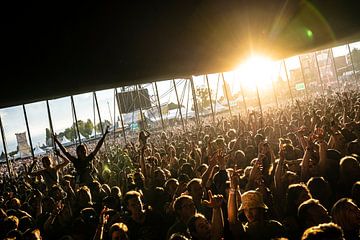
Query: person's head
76 186 93 207
298 199 331 231
239 190 267 223
41 196 55 213
22 228 42 240
173 195 196 222
80 207 98 226
8 197 21 210
306 177 332 208
41 156 52 169
286 183 312 216
196 164 208 178
164 178 179 197
212 170 228 195
169 233 190 240
187 213 211 240
2 215 19 234
351 181 360 206
339 156 360 182
227 129 236 140
18 215 35 233
123 191 143 217
153 168 166 187
76 144 88 159
186 178 203 204
301 222 344 240
331 198 360 232
102 183 111 196
88 180 102 198
109 222 129 240
323 149 341 184
110 186 122 199
48 185 66 202
133 171 145 188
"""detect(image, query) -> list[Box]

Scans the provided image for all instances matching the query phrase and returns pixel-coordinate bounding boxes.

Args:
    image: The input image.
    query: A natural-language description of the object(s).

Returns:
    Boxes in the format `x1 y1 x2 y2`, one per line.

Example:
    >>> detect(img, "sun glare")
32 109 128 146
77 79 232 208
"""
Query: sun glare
235 55 277 90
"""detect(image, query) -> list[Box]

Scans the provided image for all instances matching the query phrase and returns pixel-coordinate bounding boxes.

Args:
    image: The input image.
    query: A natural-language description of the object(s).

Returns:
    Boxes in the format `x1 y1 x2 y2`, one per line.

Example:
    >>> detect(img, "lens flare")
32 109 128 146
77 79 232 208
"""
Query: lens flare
234 55 277 90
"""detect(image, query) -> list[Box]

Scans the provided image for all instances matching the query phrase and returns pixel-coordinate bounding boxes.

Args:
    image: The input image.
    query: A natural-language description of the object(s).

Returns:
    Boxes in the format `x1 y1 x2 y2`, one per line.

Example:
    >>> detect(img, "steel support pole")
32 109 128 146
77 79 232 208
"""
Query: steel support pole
205 75 215 124
70 96 82 144
93 92 104 134
221 73 232 117
347 43 358 87
314 51 325 99
115 88 127 143
190 77 200 125
173 79 185 131
22 104 35 159
330 48 341 91
283 60 294 104
298 55 309 100
154 82 165 130
135 85 145 130
46 100 59 163
0 116 12 178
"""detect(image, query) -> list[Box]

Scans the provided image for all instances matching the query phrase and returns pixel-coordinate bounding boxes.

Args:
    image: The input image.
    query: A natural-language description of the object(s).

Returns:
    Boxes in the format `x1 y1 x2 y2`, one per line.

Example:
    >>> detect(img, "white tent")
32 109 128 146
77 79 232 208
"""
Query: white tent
89 128 97 138
79 133 87 140
33 145 46 157
61 136 72 146
13 151 31 159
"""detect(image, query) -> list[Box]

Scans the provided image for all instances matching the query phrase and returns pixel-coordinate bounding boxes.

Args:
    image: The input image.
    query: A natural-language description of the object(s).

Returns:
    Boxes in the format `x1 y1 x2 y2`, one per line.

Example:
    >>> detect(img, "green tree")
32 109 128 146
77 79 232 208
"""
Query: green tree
196 87 211 112
167 102 183 110
45 128 53 146
96 120 111 133
64 126 76 141
84 119 94 137
351 48 360 71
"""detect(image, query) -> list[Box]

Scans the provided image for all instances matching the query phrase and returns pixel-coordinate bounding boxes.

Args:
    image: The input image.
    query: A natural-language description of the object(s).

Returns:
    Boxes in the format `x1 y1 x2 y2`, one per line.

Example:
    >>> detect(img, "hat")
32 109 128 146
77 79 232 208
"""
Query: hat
239 190 268 211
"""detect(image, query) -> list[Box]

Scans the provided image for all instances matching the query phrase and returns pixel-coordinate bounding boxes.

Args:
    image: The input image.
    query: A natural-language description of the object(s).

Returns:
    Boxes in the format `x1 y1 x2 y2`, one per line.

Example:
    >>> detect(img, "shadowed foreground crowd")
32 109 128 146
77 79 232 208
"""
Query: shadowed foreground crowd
1 90 360 240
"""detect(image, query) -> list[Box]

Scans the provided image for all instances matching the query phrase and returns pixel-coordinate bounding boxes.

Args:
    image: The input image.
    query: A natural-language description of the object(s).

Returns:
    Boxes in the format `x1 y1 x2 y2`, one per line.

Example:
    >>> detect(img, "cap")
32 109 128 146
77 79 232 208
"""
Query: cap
239 190 268 211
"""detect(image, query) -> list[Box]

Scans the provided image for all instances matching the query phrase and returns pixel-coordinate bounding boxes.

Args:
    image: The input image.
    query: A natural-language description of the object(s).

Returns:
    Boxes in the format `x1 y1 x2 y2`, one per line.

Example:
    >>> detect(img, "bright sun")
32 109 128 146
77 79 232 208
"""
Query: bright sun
234 55 277 90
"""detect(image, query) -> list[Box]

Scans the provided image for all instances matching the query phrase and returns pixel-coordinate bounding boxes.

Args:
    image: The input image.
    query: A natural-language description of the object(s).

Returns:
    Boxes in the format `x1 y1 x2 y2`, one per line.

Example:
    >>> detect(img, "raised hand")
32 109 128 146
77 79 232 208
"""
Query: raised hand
99 206 110 226
314 127 324 140
228 164 241 190
202 190 224 209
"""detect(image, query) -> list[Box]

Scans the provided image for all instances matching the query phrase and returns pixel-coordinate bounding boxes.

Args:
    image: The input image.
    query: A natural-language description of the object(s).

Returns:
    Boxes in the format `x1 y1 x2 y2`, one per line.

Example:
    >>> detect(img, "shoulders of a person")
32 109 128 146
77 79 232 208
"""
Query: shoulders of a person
166 220 188 239
266 219 284 228
145 207 164 222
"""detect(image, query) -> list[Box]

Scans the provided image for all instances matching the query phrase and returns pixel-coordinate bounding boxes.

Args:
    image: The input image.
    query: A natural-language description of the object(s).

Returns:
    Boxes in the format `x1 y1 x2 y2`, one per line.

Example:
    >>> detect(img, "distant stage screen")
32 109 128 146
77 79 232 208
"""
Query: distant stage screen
116 89 151 113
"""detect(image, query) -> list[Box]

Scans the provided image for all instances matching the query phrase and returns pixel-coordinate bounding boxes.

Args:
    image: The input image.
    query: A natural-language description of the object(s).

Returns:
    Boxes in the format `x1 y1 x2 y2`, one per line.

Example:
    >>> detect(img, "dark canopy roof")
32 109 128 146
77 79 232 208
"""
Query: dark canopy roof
1 0 360 108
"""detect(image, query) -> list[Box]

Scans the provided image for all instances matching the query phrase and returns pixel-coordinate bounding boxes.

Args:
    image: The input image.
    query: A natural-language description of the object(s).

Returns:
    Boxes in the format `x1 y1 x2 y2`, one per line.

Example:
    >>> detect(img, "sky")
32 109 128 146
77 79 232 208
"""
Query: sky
0 41 359 154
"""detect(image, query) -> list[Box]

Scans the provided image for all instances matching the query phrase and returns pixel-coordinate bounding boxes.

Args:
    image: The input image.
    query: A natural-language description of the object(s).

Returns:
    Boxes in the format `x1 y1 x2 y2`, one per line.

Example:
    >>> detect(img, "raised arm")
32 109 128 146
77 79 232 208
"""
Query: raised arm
274 146 285 192
53 134 73 160
54 151 70 171
202 190 224 240
227 169 244 239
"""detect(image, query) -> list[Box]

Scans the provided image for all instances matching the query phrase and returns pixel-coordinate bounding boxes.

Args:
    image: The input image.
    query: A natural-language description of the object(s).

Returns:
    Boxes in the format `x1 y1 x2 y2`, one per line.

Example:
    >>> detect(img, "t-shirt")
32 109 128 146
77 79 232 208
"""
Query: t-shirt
40 168 58 188
166 220 191 240
124 209 166 240
70 153 95 185
244 219 285 240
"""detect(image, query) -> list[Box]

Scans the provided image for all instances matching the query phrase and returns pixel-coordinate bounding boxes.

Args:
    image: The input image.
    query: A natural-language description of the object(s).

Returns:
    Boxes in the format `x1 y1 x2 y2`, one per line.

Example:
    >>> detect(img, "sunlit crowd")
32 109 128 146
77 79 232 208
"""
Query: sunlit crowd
0 89 360 240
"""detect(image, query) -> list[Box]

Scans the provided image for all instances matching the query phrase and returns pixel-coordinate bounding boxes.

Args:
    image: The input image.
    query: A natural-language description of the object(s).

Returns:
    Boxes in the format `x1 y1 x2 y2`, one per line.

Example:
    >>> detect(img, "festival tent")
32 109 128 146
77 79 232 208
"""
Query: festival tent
0 152 10 163
33 145 46 157
12 151 31 160
61 136 72 146
89 128 98 138
79 133 87 140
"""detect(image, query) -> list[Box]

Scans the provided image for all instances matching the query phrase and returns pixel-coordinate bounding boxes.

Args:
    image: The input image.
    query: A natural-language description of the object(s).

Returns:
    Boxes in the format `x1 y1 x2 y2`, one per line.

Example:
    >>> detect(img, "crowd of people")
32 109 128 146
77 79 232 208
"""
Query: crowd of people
0 89 360 240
